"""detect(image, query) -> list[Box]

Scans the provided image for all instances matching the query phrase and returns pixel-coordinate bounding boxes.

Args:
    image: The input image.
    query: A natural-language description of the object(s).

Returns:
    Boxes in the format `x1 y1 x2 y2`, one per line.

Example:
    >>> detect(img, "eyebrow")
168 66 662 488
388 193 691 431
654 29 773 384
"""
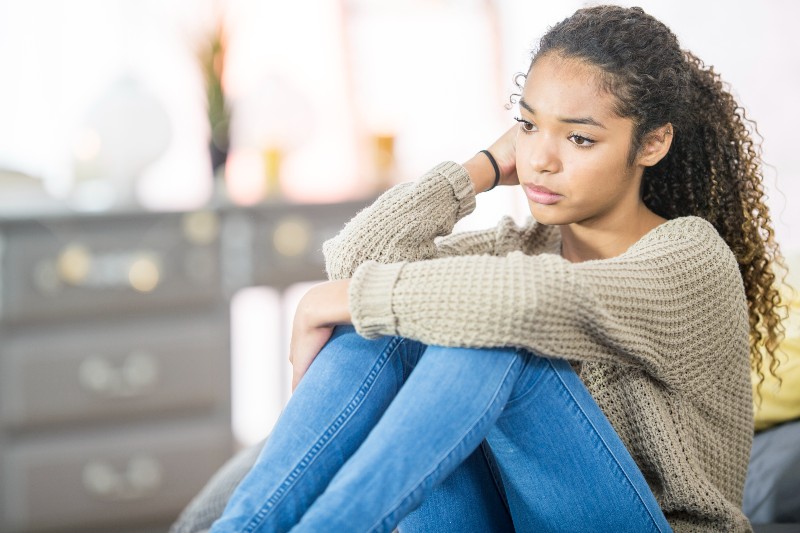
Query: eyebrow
519 98 607 129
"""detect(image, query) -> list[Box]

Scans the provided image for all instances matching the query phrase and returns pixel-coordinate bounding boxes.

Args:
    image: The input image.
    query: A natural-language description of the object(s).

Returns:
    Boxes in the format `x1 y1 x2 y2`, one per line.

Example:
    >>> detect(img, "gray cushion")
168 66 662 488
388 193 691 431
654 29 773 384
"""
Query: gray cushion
743 419 800 525
170 438 265 533
752 525 800 533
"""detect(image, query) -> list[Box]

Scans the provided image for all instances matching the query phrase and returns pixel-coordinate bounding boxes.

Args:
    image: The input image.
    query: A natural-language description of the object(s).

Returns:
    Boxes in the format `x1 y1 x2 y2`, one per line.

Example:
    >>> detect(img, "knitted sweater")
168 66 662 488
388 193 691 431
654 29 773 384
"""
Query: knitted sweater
322 161 754 532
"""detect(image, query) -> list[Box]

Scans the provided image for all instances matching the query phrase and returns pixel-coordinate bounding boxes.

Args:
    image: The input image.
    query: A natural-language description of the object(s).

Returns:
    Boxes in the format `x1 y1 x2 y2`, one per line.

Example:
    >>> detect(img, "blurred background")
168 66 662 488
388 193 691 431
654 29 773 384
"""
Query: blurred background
0 0 797 531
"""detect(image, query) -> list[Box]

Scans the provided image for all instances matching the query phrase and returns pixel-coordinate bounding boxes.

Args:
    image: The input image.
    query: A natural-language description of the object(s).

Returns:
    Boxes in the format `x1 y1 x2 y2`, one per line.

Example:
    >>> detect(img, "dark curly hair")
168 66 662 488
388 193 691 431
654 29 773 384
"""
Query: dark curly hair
507 5 788 402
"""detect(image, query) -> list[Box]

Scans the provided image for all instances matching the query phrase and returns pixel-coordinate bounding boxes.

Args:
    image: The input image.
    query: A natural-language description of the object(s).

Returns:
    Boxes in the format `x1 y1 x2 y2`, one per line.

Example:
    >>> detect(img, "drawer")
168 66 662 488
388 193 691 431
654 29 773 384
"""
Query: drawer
0 210 222 324
248 198 373 288
1 420 233 532
1 310 229 429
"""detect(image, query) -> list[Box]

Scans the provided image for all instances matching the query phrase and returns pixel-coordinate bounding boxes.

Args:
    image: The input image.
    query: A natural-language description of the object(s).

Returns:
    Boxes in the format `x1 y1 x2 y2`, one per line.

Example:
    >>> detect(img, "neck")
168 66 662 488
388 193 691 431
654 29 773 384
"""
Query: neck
559 206 667 263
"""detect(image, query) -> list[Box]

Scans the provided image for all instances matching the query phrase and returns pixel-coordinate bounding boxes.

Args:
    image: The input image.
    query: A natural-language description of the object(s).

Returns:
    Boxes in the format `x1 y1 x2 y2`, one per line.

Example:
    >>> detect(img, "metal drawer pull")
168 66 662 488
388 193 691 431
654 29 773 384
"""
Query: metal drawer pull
48 244 163 291
78 351 159 397
81 454 163 501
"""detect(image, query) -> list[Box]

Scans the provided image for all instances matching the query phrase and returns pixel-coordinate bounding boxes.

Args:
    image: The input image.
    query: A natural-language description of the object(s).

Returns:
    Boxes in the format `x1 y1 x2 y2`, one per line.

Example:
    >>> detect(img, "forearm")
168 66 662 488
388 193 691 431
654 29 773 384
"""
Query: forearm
322 161 477 280
345 251 673 380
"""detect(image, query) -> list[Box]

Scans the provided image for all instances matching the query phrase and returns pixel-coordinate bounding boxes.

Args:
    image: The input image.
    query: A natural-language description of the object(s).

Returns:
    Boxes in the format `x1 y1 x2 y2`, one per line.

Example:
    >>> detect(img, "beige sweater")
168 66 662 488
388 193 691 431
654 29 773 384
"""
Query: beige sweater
322 161 754 532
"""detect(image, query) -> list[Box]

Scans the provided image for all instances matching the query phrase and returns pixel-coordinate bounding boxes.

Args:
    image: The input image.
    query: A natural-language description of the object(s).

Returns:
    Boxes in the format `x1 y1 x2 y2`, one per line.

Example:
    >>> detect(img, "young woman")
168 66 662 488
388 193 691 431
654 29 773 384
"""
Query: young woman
210 5 786 532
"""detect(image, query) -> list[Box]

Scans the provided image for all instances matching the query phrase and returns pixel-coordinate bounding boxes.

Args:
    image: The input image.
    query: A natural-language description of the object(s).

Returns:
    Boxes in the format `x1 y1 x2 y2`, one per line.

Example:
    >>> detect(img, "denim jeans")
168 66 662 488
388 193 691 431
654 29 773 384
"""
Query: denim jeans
210 324 672 533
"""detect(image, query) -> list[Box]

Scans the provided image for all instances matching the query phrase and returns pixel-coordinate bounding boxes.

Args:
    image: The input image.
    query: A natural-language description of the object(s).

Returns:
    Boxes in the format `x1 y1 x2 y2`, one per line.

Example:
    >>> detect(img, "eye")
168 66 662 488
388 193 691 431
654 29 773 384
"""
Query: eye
513 116 536 134
568 134 595 148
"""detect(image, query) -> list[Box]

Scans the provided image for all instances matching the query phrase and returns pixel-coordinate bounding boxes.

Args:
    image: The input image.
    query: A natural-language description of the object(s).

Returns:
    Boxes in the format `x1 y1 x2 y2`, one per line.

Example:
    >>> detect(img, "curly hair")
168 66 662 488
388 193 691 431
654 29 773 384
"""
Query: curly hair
507 5 789 401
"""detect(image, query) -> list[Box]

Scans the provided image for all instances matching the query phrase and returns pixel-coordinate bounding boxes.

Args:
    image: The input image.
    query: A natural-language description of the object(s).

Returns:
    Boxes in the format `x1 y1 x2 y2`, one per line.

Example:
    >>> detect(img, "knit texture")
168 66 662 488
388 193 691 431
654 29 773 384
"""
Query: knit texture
322 161 755 532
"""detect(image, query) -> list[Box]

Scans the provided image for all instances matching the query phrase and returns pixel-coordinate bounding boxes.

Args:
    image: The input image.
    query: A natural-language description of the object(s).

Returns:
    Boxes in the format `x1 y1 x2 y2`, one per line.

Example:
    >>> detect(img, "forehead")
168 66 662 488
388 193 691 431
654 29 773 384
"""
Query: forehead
522 54 619 121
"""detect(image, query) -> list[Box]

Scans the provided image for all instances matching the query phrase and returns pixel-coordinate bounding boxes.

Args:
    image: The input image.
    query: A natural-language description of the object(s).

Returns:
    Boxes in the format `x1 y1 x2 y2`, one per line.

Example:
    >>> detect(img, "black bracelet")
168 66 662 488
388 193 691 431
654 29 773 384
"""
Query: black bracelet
479 149 501 191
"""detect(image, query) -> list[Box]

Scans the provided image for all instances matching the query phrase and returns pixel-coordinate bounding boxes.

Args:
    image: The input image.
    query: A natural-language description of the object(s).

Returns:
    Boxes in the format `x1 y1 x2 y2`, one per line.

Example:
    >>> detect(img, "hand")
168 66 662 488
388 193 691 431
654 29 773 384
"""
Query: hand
462 122 521 193
486 122 520 187
288 279 352 392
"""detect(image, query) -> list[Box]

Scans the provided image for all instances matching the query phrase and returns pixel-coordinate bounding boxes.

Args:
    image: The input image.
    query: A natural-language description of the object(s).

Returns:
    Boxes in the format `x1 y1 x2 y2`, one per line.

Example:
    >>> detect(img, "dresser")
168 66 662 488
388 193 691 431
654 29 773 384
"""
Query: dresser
0 197 372 532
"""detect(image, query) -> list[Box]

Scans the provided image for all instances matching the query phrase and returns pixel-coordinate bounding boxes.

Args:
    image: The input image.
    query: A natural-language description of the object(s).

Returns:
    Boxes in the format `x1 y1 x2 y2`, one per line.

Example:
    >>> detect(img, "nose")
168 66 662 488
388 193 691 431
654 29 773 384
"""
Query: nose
523 133 560 174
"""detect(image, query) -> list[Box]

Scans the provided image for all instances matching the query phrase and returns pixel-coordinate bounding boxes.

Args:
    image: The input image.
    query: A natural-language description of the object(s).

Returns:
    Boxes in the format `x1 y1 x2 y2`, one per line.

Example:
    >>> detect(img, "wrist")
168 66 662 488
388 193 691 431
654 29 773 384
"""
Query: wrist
461 153 496 194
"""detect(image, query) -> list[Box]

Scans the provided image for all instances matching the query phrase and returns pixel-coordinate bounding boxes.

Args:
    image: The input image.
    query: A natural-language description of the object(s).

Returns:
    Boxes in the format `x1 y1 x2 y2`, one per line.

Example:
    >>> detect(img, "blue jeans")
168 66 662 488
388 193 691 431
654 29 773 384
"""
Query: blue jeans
210 325 672 532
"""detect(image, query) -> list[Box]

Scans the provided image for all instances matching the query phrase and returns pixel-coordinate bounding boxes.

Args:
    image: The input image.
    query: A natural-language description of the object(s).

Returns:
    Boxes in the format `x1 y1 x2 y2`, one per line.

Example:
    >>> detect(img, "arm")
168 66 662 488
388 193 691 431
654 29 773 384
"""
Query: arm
323 126 521 281
290 194 557 390
294 129 523 388
322 160 481 280
346 217 750 390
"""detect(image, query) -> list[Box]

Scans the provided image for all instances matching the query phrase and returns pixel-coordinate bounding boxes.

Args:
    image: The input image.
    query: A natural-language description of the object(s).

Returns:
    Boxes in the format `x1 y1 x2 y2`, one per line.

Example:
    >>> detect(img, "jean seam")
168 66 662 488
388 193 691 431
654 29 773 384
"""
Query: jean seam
368 354 520 533
549 359 670 533
242 334 404 533
502 350 548 408
479 441 515 528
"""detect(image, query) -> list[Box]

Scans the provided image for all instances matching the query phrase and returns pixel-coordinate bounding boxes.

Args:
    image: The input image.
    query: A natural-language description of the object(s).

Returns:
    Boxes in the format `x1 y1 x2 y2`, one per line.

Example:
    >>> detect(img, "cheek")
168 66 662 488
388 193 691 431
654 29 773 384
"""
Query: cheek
515 139 530 166
563 150 630 196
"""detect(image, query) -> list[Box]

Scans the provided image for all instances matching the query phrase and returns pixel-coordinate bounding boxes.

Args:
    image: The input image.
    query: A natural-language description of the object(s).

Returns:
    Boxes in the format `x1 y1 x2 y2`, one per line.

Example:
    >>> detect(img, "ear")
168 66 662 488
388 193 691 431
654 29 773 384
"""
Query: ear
636 123 673 167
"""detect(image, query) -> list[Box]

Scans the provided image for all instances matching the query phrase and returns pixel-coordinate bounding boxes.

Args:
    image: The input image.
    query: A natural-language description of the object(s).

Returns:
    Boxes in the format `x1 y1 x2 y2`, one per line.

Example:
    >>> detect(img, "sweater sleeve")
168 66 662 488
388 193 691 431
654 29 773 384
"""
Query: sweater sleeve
348 217 750 390
322 161 491 281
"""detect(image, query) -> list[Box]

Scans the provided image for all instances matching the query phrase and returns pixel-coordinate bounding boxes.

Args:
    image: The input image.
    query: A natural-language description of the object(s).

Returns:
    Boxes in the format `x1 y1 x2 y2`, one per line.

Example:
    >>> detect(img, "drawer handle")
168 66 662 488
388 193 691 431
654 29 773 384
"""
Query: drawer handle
78 351 159 397
82 455 164 501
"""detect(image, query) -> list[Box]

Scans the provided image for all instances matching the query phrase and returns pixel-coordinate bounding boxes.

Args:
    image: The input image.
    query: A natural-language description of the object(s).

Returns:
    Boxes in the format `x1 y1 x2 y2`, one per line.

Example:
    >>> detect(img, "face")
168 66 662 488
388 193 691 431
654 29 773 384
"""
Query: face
516 53 645 227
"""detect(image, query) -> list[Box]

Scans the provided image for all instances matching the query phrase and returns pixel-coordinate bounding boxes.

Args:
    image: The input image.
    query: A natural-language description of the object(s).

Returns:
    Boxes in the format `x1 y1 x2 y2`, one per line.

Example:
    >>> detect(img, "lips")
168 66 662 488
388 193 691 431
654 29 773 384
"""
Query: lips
523 184 562 205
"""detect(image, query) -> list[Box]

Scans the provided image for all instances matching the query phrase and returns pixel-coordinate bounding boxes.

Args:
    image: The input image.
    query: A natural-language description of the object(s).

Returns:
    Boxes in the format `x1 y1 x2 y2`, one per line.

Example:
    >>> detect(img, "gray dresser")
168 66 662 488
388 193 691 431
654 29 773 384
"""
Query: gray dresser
0 197 372 532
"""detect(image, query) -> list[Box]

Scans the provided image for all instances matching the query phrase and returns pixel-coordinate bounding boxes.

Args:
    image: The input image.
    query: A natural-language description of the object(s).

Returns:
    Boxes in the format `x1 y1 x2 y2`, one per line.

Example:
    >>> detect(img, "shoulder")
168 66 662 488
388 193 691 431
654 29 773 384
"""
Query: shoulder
627 215 735 262
636 215 720 243
613 216 745 295
575 216 743 291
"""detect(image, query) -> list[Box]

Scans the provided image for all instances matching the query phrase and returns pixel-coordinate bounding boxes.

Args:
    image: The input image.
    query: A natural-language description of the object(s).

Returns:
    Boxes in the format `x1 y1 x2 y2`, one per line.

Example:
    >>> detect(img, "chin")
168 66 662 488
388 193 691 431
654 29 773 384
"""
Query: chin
527 204 570 226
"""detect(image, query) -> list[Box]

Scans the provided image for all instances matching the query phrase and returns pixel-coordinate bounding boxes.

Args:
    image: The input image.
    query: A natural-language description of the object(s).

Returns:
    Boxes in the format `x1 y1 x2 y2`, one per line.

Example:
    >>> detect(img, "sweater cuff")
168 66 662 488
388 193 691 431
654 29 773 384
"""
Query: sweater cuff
430 161 477 220
348 260 406 339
